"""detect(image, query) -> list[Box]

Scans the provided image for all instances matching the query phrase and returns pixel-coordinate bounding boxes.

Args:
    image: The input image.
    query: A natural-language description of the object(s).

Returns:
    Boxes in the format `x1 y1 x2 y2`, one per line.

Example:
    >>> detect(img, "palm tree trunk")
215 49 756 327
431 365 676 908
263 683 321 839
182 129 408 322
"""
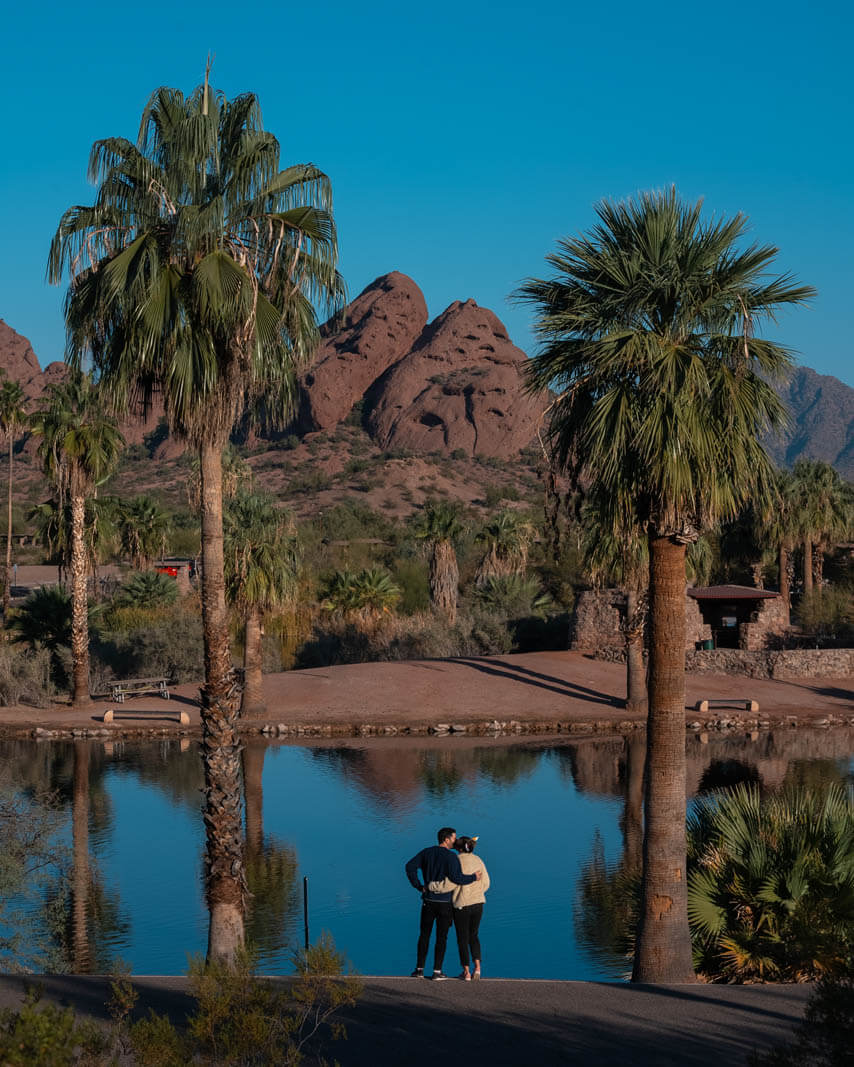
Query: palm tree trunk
3 430 12 621
199 438 246 966
430 540 458 624
71 741 92 973
803 539 813 596
625 588 647 715
622 733 645 874
241 607 265 717
632 533 695 983
69 492 90 708
778 544 790 608
242 743 265 858
813 541 824 592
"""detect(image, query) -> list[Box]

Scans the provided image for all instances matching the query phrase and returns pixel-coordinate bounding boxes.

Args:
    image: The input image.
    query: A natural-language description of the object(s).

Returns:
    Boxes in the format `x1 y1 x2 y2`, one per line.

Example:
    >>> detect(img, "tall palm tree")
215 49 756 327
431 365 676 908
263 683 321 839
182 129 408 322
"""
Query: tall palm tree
792 460 851 595
518 189 813 982
0 375 27 622
474 509 534 584
30 376 123 707
48 79 342 963
224 491 299 716
414 501 464 624
29 496 116 588
115 495 171 570
763 469 801 612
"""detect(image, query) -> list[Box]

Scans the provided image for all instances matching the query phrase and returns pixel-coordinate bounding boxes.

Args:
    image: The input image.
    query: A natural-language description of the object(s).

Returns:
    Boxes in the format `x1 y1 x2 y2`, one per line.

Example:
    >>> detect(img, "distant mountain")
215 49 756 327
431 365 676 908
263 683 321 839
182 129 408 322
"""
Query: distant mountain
765 365 854 480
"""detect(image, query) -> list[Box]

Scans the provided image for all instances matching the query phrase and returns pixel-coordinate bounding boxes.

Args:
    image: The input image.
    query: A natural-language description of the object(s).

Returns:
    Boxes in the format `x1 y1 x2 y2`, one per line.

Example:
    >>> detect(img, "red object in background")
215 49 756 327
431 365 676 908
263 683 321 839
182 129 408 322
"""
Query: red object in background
157 566 179 578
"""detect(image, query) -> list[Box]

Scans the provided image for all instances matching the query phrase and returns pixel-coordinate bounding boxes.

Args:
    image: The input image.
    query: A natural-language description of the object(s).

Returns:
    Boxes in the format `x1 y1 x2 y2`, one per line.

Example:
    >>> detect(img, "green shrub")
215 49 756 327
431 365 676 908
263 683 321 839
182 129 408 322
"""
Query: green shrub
0 992 108 1066
112 571 179 610
688 785 854 982
128 939 360 1067
749 970 854 1066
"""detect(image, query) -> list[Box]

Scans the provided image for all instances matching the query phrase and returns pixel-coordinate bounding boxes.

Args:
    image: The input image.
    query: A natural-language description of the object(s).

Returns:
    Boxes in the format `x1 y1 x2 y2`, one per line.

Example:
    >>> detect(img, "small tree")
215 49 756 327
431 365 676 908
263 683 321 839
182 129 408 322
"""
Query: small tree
414 502 464 624
474 509 534 585
225 492 299 716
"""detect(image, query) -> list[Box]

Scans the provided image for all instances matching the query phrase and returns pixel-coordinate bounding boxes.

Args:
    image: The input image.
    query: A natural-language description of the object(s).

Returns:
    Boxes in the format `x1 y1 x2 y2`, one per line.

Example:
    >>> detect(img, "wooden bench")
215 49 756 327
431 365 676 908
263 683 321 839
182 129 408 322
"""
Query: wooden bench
109 677 170 703
103 707 190 726
695 699 759 714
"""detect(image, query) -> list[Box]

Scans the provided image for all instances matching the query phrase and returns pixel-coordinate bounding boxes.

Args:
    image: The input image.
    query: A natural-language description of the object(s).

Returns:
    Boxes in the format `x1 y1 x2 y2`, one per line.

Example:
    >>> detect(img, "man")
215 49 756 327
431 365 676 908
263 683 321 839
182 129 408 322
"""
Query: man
405 826 481 980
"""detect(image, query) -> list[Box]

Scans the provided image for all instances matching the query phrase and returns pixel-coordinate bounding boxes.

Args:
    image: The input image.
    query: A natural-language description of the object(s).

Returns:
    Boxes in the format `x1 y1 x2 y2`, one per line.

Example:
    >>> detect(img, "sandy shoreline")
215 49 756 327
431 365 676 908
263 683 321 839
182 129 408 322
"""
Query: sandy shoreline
0 651 851 739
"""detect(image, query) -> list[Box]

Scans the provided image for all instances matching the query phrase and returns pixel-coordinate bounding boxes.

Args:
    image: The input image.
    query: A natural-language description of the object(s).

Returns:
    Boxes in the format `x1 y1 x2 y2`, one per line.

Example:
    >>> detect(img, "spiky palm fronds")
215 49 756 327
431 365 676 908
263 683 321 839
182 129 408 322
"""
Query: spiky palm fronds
474 509 534 584
224 492 299 615
115 495 172 569
48 84 343 448
322 567 401 620
113 570 179 610
472 574 552 618
518 188 814 539
687 784 854 982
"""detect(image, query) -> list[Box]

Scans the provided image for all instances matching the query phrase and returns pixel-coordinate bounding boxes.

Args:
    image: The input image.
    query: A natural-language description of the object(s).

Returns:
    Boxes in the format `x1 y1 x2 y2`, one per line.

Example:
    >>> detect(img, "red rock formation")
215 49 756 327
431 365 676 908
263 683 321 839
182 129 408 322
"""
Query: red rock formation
298 272 428 431
0 320 50 397
366 299 545 458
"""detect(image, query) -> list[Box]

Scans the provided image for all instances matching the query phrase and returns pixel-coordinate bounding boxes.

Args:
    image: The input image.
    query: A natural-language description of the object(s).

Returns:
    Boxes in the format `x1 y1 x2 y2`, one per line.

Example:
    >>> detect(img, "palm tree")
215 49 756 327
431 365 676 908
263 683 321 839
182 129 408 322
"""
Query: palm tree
48 79 342 963
322 567 401 621
0 375 27 622
115 495 171 570
518 189 813 982
688 784 854 981
414 502 464 624
474 510 534 584
29 497 116 588
582 494 649 715
792 460 851 595
30 376 123 707
224 492 299 716
763 469 800 612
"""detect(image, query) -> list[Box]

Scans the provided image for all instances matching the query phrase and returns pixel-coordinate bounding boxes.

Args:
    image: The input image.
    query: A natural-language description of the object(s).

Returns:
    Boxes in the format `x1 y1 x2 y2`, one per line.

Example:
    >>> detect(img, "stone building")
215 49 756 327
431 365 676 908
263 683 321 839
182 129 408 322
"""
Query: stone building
571 584 788 653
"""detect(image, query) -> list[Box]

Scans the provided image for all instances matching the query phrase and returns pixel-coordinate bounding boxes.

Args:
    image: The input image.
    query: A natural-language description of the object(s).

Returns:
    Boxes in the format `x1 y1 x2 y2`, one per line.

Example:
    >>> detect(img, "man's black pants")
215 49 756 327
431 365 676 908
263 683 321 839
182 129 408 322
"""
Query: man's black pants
416 900 454 971
453 903 483 968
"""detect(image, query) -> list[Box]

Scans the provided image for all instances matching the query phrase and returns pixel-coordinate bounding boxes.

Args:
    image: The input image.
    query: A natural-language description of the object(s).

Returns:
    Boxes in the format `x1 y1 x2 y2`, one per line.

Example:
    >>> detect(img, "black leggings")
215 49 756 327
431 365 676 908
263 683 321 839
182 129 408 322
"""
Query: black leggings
453 903 483 968
416 900 454 971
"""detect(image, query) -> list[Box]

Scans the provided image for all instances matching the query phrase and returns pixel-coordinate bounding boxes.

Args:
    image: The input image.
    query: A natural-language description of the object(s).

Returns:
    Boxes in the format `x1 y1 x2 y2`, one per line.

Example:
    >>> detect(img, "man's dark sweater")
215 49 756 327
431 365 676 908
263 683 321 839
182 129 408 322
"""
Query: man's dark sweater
405 845 477 903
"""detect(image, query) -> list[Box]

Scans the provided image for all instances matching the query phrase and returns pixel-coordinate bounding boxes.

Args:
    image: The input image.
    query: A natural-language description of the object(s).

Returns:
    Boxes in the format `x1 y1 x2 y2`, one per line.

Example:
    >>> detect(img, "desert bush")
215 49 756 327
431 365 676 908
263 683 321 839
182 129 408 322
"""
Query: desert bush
0 646 54 707
392 558 431 614
796 587 854 645
0 992 108 1065
126 938 360 1066
95 607 204 683
472 574 552 618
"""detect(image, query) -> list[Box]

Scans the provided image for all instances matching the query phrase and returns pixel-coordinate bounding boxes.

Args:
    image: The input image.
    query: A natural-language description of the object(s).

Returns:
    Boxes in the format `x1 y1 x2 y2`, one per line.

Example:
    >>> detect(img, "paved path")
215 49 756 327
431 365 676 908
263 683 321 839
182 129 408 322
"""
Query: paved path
0 975 810 1066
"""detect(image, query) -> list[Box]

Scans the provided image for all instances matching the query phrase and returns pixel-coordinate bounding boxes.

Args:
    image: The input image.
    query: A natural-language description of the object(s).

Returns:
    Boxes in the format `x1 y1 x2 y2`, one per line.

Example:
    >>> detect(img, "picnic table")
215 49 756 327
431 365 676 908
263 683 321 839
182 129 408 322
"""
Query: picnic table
109 676 170 703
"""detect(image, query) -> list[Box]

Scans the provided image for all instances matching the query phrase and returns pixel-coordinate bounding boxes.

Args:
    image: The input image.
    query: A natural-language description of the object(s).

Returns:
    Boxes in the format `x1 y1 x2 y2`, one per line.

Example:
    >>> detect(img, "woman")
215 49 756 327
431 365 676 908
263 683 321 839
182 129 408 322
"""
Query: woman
451 836 490 980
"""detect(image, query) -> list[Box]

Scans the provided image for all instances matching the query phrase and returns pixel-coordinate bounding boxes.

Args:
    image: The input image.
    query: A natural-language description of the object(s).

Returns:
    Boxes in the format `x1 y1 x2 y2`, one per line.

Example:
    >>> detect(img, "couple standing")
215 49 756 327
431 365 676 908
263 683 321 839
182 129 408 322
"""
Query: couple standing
405 826 491 981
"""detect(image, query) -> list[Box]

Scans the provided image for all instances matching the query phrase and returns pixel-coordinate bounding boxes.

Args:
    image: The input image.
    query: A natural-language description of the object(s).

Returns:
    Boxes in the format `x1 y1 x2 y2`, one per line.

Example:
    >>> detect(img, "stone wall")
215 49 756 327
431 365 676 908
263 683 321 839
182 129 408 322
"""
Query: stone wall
572 588 710 652
570 589 624 650
684 648 854 679
739 596 790 651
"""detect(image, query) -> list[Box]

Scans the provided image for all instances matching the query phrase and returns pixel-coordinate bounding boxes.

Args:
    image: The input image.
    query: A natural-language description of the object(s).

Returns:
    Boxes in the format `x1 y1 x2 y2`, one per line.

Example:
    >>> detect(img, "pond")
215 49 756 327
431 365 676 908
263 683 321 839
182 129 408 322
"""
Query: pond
2 728 853 979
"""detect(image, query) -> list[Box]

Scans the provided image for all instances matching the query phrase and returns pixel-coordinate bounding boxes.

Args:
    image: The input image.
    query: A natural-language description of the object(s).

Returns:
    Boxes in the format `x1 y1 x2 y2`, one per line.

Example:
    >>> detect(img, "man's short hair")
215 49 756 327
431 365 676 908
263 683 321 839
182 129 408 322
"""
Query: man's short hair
437 826 456 844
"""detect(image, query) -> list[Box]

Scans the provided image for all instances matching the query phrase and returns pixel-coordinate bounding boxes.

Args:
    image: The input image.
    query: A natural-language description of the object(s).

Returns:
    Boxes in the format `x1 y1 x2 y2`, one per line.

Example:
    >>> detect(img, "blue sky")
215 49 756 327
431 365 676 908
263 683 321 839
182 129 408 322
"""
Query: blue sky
2 0 852 384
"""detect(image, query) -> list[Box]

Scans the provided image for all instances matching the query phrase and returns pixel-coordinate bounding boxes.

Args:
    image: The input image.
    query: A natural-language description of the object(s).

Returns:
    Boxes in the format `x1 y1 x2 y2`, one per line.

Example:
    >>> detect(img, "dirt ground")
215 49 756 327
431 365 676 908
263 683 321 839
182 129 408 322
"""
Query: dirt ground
0 650 851 733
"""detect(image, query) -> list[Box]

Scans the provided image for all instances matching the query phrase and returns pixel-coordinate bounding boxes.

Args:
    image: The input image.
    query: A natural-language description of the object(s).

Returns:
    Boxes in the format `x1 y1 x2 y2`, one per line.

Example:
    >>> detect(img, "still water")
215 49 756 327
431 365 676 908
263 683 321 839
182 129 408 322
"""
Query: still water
3 729 853 979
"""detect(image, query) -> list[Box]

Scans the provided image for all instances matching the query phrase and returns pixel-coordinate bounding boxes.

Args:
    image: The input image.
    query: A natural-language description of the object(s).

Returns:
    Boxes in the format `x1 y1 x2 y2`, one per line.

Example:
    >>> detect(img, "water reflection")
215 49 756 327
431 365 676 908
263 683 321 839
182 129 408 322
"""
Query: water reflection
0 727 851 978
241 744 300 961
